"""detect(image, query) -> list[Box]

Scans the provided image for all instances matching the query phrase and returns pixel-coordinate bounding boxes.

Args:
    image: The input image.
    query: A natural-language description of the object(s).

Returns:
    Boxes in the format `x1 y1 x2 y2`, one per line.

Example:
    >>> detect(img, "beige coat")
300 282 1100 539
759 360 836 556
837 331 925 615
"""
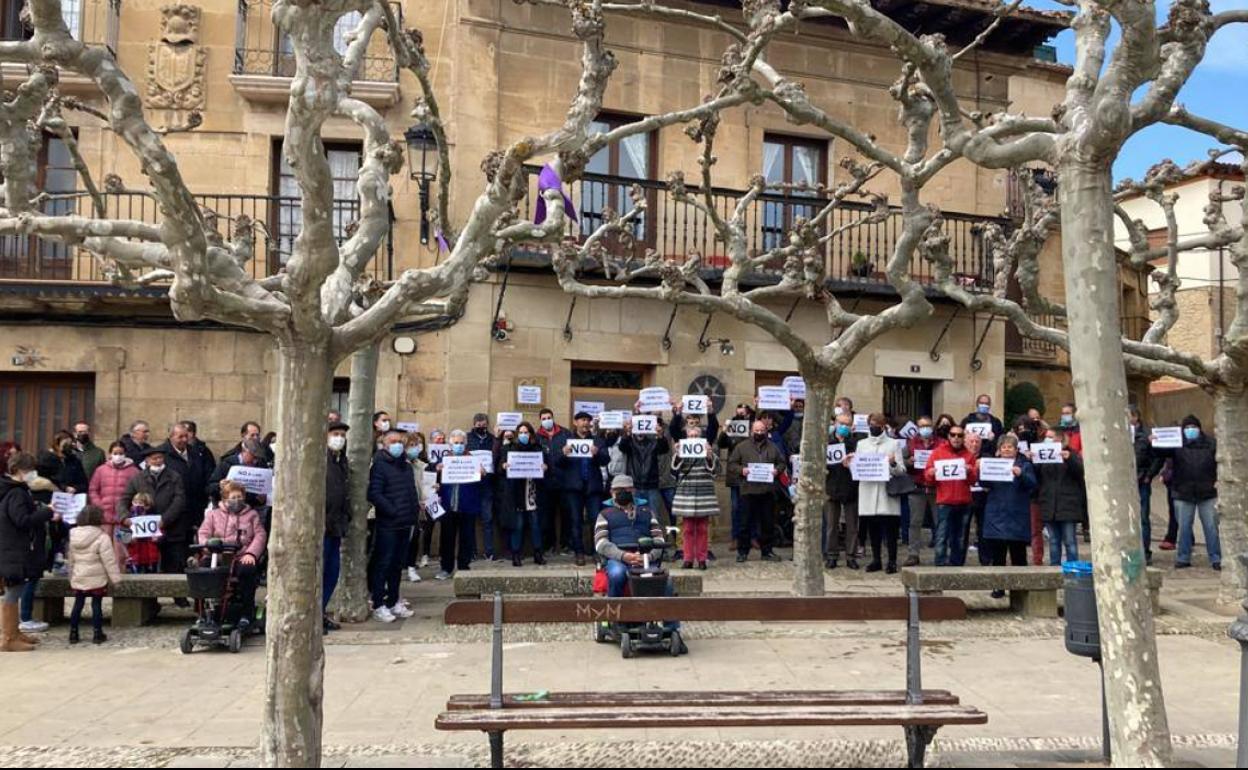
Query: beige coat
854 434 907 517
68 525 123 592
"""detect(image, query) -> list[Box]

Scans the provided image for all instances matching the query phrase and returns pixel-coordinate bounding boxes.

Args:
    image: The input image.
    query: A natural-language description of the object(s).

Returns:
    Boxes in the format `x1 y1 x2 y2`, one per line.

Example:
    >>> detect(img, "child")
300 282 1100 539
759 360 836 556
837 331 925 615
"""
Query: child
67 505 122 644
670 426 719 570
126 493 161 573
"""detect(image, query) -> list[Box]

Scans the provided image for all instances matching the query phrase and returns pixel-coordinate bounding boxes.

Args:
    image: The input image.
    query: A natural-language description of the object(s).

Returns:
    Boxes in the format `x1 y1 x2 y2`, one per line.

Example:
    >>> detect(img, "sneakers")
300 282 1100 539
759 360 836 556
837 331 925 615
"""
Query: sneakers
990 589 1006 599
390 603 414 619
736 554 748 564
19 620 49 634
762 552 782 563
419 555 430 568
372 606 396 623
434 571 452 581
574 554 586 567
1213 563 1223 572
1175 562 1192 569
1158 541 1176 551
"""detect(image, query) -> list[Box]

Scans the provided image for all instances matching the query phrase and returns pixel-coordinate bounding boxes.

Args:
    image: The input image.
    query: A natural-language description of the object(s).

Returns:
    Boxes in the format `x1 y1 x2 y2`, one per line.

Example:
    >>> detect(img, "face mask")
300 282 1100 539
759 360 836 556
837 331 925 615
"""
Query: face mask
149 465 164 475
1060 415 1075 427
328 436 346 452
977 404 991 415
833 407 845 417
1184 427 1200 441
474 426 488 435
835 425 851 439
405 446 422 460
919 427 933 439
614 491 634 507
518 433 531 445
387 443 405 458
22 470 38 484
76 433 90 444
226 500 246 514
541 419 554 431
378 420 391 432
111 455 127 466
937 424 951 437
869 426 884 437
753 433 767 443
130 505 146 516
452 444 466 455
794 412 804 420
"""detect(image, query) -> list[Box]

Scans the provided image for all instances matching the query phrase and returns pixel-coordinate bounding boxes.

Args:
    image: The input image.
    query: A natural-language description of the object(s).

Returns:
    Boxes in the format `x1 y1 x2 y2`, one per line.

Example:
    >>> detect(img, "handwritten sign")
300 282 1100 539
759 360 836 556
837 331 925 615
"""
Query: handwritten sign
679 439 709 459
471 450 494 474
912 449 933 470
979 458 1016 483
517 385 543 405
225 466 273 497
506 451 545 479
425 496 447 521
427 444 452 466
1032 442 1065 464
566 438 595 457
725 420 750 438
933 458 968 480
638 387 672 413
853 414 870 434
129 515 162 540
826 444 848 466
851 453 890 482
681 395 709 415
395 421 420 434
441 456 482 485
1150 427 1183 449
746 463 776 484
496 412 523 431
597 411 625 430
575 401 605 418
757 386 791 411
899 421 920 439
631 415 657 435
51 492 87 525
782 376 806 400
966 422 994 440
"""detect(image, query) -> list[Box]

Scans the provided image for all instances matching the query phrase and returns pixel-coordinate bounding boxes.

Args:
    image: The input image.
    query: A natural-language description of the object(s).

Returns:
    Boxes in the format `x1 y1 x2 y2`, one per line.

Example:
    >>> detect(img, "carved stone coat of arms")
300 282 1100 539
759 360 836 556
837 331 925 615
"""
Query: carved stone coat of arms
146 4 207 110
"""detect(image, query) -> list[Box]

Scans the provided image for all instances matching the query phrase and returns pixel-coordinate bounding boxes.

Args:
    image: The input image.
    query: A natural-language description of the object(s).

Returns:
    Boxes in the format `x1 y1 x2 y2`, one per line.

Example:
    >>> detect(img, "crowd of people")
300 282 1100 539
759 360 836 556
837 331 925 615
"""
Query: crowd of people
0 390 1223 648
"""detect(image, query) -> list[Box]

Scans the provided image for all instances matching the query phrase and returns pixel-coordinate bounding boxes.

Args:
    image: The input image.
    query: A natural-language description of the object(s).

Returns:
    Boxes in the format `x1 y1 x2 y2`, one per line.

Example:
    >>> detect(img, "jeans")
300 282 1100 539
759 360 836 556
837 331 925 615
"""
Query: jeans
510 509 543 555
563 491 598 556
899 495 911 546
322 536 342 611
635 487 661 525
1046 521 1079 565
70 592 103 634
20 579 37 622
906 490 935 559
1174 498 1222 567
370 527 411 610
1139 483 1153 557
934 505 968 567
729 486 759 542
440 511 476 574
660 489 676 527
479 483 495 557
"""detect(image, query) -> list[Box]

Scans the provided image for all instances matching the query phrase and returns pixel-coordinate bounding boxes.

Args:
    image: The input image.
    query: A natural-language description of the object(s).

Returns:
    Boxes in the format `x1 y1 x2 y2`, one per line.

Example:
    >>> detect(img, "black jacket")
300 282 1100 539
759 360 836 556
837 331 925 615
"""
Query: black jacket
960 413 1005 457
121 467 190 542
209 451 273 508
35 450 88 492
1036 450 1086 523
325 448 351 538
0 477 54 583
119 434 152 465
1161 433 1217 502
494 441 546 532
1131 422 1157 481
618 434 671 489
825 435 860 503
160 441 214 527
367 449 419 529
551 432 612 495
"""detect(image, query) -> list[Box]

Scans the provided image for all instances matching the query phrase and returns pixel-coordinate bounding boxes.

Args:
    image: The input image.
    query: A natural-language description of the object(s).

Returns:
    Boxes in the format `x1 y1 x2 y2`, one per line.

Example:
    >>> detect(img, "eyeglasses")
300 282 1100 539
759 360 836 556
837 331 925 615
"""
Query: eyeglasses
949 432 965 437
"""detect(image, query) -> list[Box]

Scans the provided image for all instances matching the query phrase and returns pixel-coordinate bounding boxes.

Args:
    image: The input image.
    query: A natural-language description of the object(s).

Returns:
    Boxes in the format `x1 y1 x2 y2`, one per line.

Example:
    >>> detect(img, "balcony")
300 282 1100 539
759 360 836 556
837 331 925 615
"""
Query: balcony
1006 167 1058 221
0 191 393 287
230 0 402 108
0 0 121 96
509 167 1002 294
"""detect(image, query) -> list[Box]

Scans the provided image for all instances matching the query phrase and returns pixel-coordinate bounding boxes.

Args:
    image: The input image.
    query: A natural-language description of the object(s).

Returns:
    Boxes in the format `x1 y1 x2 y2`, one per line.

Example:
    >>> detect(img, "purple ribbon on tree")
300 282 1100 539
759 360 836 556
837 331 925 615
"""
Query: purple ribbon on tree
435 230 450 253
534 164 578 225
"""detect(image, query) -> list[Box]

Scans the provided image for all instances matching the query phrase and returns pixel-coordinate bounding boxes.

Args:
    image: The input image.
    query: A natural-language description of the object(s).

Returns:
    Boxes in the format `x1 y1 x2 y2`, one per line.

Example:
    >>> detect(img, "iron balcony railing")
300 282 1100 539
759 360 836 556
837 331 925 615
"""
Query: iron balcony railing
0 192 392 284
233 0 401 82
1006 167 1058 221
514 166 1004 291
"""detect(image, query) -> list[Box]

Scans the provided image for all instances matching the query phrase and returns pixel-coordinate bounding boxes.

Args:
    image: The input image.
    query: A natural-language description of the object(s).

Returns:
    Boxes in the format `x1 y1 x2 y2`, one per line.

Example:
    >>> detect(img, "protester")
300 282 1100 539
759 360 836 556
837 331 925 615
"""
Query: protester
1035 427 1085 565
551 412 611 566
323 421 350 631
716 402 756 546
904 416 939 567
366 430 418 622
619 406 671 525
1128 405 1157 564
1 452 59 651
436 430 482 580
160 422 213 532
72 421 106 481
961 394 1004 456
403 431 429 583
964 431 990 565
934 413 957 443
125 493 161 573
855 413 907 574
924 424 978 567
37 430 88 493
727 419 786 563
536 408 569 554
671 426 718 570
594 475 667 597
66 505 121 645
372 412 392 450
327 410 342 424
122 446 189 594
208 438 272 509
825 413 859 570
498 422 547 567
466 414 498 562
1157 415 1221 571
981 435 1038 590
198 481 267 631
119 420 152 464
87 441 139 572
183 421 217 496
1058 403 1084 453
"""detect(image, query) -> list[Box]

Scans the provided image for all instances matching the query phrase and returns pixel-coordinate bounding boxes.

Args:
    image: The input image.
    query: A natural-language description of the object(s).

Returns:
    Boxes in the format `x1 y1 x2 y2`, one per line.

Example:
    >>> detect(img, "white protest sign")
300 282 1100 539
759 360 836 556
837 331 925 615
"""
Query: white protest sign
1017 441 1030 453
427 444 452 466
679 439 710 459
566 438 595 458
782 376 807 400
597 411 625 430
899 421 920 439
757 386 791 411
933 458 968 481
966 422 994 439
471 450 494 474
1150 427 1183 449
851 453 890 482
681 394 709 415
225 466 273 497
638 387 672 413
746 463 776 483
725 420 750 438
51 492 87 525
506 451 545 479
1032 442 1065 464
575 401 605 418
631 415 658 435
496 412 523 431
517 385 543 405
826 443 848 466
912 449 933 470
395 421 421 434
425 496 447 521
421 470 439 497
979 458 1016 483
853 414 870 434
441 456 482 485
129 515 162 540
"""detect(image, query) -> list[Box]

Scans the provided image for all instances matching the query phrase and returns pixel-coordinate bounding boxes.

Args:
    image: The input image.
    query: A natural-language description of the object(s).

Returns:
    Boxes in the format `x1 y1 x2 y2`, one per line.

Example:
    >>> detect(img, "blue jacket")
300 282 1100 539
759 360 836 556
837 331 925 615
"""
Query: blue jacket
367 449 419 529
982 456 1037 543
438 460 483 516
551 432 611 495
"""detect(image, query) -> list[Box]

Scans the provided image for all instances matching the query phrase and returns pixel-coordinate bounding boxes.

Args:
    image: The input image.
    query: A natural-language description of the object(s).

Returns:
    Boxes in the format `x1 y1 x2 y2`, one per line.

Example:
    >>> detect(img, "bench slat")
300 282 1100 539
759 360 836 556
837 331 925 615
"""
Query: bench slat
443 596 966 625
447 689 959 710
436 704 988 731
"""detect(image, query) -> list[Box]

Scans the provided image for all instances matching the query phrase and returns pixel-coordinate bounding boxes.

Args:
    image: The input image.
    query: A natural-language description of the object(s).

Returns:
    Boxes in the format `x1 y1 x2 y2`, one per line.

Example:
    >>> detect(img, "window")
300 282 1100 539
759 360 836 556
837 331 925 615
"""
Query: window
61 0 81 39
277 12 365 77
569 363 653 420
761 134 827 252
581 113 656 252
1 0 25 39
328 377 351 417
271 140 361 270
0 134 78 279
883 378 934 424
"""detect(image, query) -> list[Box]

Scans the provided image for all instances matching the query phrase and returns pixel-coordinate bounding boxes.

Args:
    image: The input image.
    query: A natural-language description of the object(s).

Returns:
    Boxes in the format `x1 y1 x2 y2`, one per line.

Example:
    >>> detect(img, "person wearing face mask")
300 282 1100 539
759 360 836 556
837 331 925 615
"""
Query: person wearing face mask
198 480 267 632
209 437 273 509
71 421 106 481
466 414 498 562
119 420 152 465
923 425 979 567
960 395 1004 457
833 397 854 421
403 431 431 584
372 411 393 450
367 430 420 622
88 441 140 572
824 413 860 570
159 422 212 534
933 414 957 443
727 420 787 563
1057 403 1084 454
980 434 1038 587
322 422 351 631
535 408 569 554
1150 415 1220 571
619 402 673 529
854 413 908 574
903 417 939 567
1127 405 1160 565
497 422 548 568
1 452 61 651
1035 428 1085 565
121 447 188 582
716 403 757 547
552 412 612 566
593 476 671 600
435 429 483 580
37 430 88 495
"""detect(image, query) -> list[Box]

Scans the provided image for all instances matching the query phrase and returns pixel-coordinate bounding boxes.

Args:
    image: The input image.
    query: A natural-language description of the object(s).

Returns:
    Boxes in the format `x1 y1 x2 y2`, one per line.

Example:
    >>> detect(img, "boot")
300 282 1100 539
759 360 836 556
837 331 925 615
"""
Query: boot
1 604 35 652
69 627 80 645
92 629 108 645
533 551 546 566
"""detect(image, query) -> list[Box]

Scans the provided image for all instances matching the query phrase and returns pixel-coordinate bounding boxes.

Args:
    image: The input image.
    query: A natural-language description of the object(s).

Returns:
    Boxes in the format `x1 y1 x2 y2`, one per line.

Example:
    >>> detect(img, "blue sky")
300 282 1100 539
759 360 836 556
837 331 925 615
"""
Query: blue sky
1027 0 1247 181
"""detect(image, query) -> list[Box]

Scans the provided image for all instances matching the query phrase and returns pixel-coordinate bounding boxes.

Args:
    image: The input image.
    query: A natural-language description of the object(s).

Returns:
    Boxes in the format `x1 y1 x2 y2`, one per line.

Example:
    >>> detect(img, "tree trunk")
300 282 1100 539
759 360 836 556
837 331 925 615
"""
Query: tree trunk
1059 157 1173 766
792 369 835 597
330 342 380 623
1216 382 1248 605
261 342 333 768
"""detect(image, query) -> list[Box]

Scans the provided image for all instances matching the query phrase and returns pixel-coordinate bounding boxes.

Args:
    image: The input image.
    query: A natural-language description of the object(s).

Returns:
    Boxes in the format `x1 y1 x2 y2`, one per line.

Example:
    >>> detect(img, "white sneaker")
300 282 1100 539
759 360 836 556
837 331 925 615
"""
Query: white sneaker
372 606 396 623
435 571 452 581
19 620 49 634
397 597 412 611
407 567 420 583
419 555 430 568
390 603 414 619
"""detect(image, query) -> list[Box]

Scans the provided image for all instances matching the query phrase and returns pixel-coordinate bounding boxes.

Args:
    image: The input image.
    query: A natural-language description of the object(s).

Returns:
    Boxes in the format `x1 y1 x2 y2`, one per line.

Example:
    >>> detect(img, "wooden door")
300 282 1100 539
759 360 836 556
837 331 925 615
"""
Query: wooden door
0 373 95 452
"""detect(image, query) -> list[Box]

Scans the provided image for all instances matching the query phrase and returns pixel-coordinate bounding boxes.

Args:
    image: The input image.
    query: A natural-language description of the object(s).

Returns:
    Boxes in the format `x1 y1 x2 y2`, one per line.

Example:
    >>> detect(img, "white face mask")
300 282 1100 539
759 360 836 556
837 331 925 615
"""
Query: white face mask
328 435 347 452
22 470 38 484
378 420 392 432
149 465 165 475
833 407 845 417
111 455 127 466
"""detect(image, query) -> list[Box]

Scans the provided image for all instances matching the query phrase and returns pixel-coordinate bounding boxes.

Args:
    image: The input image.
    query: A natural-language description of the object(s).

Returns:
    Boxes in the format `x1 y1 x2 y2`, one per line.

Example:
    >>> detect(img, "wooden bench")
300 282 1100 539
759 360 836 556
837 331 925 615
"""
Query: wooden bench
436 593 985 768
900 566 1165 618
452 568 702 598
33 574 191 627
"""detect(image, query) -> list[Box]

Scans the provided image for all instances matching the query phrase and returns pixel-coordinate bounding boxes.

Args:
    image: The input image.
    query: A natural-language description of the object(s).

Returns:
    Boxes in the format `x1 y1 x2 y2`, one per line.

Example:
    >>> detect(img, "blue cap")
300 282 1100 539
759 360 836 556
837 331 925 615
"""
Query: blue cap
1062 560 1093 576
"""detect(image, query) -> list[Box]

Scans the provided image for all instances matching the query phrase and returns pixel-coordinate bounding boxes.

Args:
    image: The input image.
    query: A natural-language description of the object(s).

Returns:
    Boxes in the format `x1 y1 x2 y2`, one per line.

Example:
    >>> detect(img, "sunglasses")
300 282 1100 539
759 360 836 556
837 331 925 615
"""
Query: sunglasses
949 432 965 437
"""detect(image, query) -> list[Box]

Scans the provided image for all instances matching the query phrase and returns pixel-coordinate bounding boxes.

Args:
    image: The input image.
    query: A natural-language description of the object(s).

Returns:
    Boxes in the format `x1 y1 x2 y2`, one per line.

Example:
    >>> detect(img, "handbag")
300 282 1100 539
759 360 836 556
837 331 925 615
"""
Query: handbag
886 473 917 497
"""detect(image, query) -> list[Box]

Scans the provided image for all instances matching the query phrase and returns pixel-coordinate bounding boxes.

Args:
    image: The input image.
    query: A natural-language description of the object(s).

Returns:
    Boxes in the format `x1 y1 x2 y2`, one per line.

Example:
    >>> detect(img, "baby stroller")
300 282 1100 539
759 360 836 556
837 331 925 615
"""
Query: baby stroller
592 537 689 658
180 539 260 654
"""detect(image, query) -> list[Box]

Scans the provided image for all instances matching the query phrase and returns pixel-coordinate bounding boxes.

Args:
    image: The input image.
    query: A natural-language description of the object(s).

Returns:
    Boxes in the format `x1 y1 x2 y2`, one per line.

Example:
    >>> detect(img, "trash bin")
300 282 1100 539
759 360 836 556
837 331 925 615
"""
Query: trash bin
1063 561 1100 660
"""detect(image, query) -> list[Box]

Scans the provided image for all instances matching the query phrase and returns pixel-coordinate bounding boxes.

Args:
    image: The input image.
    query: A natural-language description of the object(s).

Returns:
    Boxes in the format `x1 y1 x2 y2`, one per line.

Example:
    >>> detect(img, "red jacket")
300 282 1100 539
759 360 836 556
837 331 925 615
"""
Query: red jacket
906 437 941 488
88 459 140 525
923 445 979 506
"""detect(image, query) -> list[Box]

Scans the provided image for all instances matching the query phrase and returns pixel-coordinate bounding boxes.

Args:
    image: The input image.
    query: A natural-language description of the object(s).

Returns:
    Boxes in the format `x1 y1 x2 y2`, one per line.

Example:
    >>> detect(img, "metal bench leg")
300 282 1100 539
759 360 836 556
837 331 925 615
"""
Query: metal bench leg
904 725 938 768
488 730 504 769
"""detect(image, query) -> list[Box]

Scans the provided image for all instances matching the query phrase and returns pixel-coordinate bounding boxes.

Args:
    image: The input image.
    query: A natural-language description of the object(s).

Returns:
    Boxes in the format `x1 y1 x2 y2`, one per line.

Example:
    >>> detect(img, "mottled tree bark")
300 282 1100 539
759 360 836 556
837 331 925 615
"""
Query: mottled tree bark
792 369 836 596
1216 382 1248 604
330 342 380 623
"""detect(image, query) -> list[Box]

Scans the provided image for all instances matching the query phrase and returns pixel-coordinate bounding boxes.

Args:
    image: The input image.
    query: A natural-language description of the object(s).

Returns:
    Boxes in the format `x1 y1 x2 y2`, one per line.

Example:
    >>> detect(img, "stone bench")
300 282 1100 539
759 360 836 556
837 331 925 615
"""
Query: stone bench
453 568 703 599
899 566 1164 618
33 574 191 627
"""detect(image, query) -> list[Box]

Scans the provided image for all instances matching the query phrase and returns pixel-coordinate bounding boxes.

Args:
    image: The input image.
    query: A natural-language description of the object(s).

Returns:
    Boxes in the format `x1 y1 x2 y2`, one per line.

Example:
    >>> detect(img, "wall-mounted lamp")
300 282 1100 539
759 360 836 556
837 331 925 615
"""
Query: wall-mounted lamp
404 123 437 245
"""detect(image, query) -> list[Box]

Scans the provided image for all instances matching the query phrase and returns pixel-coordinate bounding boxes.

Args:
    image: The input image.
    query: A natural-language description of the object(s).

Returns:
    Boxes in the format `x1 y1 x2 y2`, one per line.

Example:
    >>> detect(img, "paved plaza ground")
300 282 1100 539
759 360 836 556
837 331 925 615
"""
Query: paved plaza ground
0 535 1240 768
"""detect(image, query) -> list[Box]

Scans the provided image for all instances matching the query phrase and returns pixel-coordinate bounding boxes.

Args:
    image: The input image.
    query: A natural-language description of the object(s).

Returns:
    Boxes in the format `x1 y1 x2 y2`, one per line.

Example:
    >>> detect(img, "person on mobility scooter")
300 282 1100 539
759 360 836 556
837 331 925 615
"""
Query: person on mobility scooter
592 475 688 657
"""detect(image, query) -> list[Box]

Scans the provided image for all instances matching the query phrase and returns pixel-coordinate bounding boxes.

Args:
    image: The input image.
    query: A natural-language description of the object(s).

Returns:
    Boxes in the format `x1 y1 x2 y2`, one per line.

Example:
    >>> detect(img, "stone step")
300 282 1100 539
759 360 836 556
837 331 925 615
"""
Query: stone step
453 568 703 598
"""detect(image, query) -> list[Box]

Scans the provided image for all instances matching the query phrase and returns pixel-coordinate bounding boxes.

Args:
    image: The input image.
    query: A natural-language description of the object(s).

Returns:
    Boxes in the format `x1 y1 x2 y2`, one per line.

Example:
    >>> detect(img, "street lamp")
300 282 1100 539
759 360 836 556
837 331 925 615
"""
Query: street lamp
404 123 436 245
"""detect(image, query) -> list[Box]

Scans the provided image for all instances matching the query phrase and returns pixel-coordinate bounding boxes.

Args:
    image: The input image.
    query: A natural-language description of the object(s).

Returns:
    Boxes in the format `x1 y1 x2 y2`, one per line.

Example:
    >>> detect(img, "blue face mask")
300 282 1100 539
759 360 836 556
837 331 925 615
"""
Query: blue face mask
452 443 466 455
835 425 851 439
518 433 531 445
1060 415 1075 427
977 404 991 415
405 446 421 460
1184 427 1200 442
919 427 933 439
387 443 405 458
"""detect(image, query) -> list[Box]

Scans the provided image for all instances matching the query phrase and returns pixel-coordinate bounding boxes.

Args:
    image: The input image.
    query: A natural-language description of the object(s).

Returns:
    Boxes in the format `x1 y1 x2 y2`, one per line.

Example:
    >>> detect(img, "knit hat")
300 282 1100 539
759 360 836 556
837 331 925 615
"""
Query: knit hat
1181 414 1202 429
611 475 635 490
